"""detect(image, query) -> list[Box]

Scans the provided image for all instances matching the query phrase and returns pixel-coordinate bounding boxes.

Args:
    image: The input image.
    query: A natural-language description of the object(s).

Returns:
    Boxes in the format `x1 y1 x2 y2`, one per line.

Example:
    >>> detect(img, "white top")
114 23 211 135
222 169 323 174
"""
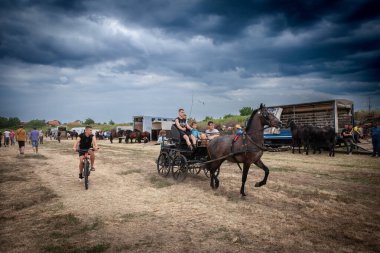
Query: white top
3 131 10 138
157 136 168 144
205 129 219 136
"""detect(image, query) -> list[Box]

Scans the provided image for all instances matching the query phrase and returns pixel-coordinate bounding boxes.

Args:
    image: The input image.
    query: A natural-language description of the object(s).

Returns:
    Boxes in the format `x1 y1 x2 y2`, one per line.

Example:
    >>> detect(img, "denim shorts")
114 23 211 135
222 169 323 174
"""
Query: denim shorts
32 140 39 147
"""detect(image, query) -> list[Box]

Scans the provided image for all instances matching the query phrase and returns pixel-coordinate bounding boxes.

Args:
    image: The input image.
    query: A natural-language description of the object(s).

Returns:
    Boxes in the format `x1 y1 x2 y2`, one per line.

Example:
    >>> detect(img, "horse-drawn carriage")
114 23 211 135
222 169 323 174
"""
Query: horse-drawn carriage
156 125 218 182
156 104 283 196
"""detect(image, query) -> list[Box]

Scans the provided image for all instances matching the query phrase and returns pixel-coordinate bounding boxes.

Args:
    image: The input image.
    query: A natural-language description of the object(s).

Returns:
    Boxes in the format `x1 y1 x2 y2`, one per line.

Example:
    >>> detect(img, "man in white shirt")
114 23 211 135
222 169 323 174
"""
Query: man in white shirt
3 130 10 147
205 121 220 140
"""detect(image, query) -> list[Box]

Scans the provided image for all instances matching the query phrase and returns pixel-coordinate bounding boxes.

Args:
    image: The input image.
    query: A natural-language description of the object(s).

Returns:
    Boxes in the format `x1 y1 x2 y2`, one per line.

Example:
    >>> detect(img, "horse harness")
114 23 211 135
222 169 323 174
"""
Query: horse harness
230 131 268 170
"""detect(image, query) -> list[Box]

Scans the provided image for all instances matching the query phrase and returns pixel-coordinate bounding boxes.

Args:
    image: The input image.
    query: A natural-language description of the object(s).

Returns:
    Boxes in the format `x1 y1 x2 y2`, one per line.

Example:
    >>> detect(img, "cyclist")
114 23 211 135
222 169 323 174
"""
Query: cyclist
73 126 99 181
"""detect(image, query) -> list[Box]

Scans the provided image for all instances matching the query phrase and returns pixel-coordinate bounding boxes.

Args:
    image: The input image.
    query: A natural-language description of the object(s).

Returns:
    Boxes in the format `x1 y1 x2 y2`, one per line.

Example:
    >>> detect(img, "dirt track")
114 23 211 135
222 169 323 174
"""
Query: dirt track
1 139 379 252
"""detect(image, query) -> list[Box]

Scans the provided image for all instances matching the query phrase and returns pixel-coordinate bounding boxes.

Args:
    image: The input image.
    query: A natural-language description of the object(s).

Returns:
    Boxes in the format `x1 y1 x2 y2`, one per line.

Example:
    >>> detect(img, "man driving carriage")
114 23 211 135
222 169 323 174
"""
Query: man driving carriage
175 108 197 150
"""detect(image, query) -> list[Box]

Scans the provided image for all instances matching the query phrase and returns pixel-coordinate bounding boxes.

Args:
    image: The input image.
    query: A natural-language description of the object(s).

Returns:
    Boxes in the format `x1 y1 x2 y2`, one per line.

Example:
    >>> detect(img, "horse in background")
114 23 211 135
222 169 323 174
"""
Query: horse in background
207 104 282 196
286 119 311 155
309 126 336 157
125 129 150 143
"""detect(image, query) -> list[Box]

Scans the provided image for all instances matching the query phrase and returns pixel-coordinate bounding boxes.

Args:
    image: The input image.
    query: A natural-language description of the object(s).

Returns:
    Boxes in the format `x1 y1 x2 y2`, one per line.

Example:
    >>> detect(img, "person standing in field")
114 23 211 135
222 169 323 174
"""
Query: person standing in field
370 122 380 157
57 130 61 143
39 130 44 144
0 130 2 147
341 124 353 155
3 130 10 147
10 130 15 145
30 128 40 153
16 125 27 155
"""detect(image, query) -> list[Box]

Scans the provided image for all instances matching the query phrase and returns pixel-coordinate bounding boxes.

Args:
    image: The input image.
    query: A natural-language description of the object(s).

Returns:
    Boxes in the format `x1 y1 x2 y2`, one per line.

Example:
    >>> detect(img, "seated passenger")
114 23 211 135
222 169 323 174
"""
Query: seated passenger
191 122 201 139
235 124 243 135
233 124 244 142
205 121 220 140
175 108 197 149
157 130 168 145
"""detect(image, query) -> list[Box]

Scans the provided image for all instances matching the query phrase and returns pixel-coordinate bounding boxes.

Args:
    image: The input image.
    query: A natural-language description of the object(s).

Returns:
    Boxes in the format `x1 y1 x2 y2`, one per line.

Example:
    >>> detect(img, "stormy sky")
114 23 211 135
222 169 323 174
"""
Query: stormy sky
1 0 379 123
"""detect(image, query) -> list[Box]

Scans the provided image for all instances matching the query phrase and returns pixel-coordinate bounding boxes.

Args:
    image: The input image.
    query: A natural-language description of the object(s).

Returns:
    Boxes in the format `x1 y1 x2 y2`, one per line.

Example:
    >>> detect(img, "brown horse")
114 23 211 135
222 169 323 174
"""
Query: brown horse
125 129 150 143
207 104 282 196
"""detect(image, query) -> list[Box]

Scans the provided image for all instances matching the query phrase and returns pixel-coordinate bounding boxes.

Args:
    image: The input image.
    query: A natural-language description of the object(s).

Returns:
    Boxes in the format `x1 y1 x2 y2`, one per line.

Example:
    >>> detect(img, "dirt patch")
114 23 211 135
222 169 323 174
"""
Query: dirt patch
1 140 379 252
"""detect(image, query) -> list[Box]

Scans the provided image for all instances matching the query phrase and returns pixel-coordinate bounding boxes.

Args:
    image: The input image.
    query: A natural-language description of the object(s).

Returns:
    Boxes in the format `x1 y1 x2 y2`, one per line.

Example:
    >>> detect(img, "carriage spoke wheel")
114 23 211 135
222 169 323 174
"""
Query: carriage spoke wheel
171 154 188 182
204 167 220 178
189 165 201 175
157 152 170 177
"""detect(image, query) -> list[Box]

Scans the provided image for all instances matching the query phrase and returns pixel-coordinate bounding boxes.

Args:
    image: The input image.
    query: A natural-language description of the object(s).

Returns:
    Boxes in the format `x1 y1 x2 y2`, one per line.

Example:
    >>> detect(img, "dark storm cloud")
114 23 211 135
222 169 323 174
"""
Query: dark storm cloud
0 0 379 121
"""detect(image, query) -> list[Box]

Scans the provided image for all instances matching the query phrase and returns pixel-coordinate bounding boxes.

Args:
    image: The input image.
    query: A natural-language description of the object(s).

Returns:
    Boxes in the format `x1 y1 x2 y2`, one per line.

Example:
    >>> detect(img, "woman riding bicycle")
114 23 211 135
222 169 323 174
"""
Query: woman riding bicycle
73 126 99 181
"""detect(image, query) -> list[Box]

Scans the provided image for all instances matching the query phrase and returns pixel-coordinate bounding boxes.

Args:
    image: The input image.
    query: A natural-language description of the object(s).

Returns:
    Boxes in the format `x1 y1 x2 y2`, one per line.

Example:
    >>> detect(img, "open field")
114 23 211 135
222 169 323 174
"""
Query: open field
0 139 379 253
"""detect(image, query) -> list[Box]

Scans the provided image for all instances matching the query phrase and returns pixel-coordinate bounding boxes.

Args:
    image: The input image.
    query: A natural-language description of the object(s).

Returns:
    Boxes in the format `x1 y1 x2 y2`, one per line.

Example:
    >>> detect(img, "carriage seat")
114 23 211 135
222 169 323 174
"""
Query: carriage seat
171 124 182 144
170 124 190 149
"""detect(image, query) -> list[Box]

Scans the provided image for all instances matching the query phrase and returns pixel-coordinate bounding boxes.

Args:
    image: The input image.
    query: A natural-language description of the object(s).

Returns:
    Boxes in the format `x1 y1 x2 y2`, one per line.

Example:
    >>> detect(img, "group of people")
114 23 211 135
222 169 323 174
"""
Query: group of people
157 108 244 150
0 126 45 154
341 123 380 156
0 129 15 147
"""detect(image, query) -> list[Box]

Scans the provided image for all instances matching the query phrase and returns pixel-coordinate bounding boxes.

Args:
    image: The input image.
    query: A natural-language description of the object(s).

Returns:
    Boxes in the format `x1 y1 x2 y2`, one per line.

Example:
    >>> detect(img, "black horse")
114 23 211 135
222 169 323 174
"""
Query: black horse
286 119 311 155
207 104 282 196
309 126 336 157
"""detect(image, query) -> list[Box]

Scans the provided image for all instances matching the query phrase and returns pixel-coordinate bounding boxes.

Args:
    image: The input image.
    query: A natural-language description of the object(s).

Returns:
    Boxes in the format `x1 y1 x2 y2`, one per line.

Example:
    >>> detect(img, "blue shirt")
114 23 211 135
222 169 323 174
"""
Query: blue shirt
236 129 243 135
30 130 39 141
157 136 168 144
191 129 201 139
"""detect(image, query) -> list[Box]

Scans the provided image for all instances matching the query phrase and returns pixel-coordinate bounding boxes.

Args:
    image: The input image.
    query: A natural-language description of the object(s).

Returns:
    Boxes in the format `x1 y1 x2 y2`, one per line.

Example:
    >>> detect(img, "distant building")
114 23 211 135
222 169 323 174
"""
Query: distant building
68 120 82 126
47 120 61 126
133 116 175 140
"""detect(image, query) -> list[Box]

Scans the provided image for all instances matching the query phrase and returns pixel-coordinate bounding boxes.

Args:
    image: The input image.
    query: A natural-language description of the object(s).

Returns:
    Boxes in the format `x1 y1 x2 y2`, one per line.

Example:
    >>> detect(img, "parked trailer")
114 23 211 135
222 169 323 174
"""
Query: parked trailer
264 99 355 148
133 116 175 141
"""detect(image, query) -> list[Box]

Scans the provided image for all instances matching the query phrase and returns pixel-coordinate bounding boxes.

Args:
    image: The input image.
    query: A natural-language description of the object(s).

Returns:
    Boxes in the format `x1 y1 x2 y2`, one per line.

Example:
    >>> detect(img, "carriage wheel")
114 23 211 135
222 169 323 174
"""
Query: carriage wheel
157 152 171 177
189 165 201 175
171 154 188 182
204 167 220 178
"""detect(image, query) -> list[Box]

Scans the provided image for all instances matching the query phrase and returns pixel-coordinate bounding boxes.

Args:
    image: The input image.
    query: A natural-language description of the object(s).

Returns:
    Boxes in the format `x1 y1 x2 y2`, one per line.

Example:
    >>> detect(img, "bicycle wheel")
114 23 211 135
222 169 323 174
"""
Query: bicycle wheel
83 160 90 190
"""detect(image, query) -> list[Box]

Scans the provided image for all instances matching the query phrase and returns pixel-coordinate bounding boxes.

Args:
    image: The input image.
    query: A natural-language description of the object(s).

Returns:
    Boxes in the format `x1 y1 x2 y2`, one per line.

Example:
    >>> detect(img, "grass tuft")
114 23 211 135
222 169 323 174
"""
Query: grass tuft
149 175 173 188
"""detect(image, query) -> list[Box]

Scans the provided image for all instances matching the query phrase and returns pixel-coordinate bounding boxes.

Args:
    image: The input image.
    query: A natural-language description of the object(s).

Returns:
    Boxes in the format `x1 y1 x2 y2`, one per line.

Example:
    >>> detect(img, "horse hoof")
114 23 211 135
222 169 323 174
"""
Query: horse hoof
240 193 246 197
255 182 265 187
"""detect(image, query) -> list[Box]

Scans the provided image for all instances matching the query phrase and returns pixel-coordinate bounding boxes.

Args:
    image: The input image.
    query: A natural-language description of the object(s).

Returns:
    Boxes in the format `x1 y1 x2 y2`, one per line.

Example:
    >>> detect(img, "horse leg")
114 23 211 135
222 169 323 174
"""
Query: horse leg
292 140 295 154
210 173 215 189
240 163 250 196
214 172 220 189
298 142 301 154
254 159 269 187
209 162 221 189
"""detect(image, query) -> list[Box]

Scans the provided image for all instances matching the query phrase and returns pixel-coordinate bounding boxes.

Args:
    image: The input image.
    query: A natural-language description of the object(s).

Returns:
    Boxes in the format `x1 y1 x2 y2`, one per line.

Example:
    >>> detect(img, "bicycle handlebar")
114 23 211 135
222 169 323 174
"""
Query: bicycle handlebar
76 148 97 152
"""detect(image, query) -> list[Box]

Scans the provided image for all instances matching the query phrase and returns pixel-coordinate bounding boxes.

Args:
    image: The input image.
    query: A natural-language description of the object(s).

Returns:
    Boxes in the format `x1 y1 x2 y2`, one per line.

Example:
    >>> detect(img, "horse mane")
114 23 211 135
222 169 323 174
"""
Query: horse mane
245 108 260 132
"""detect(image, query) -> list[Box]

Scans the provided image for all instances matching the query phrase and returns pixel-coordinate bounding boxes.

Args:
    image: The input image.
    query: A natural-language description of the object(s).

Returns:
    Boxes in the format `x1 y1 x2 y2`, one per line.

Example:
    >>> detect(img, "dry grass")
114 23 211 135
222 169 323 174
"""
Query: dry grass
0 139 379 252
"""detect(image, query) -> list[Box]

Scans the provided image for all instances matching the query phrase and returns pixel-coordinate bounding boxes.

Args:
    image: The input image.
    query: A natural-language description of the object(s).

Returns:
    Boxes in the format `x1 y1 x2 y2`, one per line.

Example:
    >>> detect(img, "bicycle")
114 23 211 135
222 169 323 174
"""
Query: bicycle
77 148 95 190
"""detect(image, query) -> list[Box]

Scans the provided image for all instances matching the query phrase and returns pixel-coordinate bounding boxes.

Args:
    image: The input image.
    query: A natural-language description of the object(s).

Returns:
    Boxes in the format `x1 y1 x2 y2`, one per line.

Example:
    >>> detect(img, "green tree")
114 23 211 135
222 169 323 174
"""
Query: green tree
239 107 253 116
204 116 213 122
223 114 234 119
109 120 115 125
84 118 95 125
0 117 8 128
26 119 46 128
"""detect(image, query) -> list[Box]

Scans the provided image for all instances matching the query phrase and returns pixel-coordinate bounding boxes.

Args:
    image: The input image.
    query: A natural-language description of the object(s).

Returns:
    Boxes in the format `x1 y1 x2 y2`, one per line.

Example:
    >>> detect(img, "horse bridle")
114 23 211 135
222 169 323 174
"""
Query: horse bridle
258 108 272 126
